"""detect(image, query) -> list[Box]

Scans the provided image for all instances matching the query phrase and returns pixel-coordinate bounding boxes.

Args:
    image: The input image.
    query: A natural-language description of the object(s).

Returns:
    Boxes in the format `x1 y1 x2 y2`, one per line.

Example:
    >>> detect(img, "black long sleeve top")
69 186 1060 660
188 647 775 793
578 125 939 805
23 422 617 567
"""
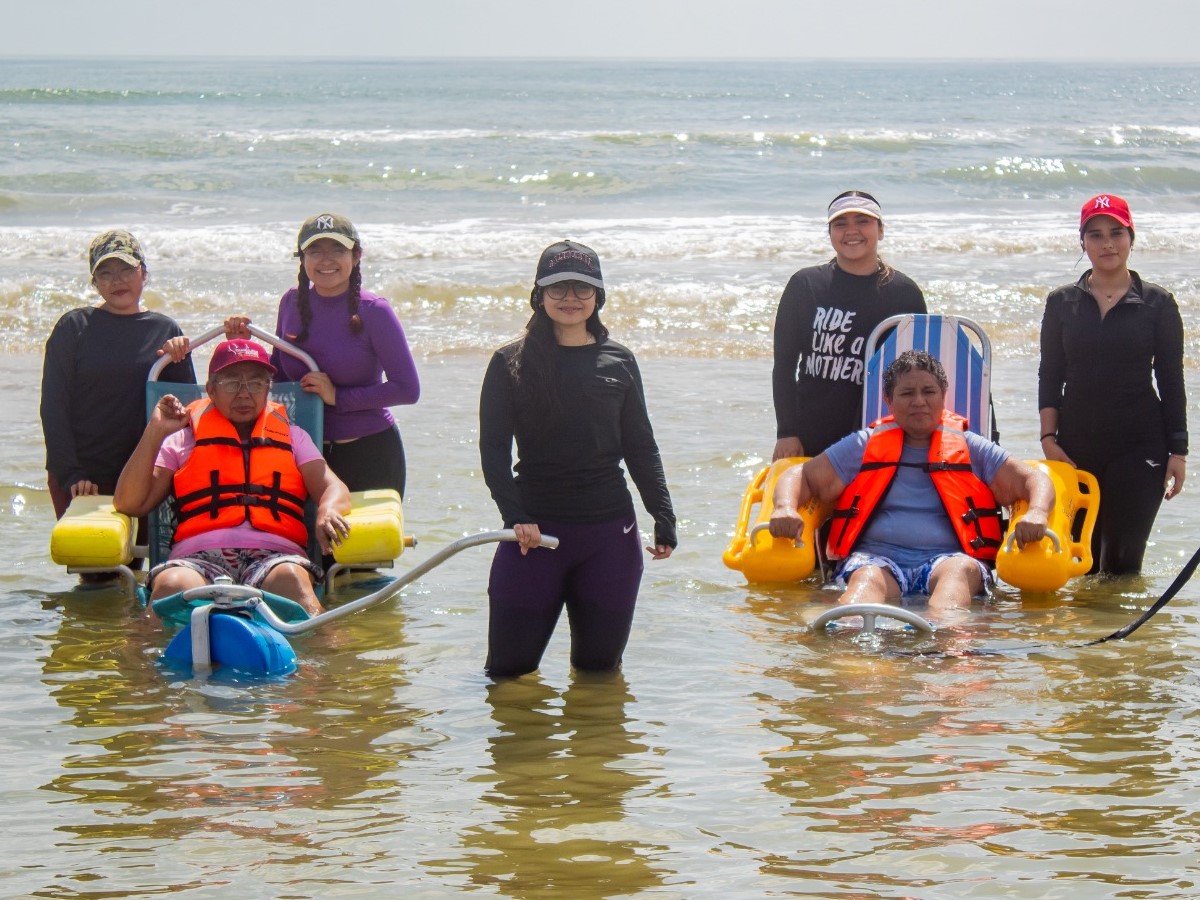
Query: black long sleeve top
40 307 196 491
772 260 926 455
479 338 677 548
1038 270 1188 457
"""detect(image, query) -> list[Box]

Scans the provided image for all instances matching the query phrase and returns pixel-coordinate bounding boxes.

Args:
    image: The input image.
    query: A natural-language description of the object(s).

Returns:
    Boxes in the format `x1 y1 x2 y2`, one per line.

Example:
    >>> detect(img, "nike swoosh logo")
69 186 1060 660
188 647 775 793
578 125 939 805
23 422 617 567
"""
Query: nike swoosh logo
1147 460 1162 468
623 523 635 533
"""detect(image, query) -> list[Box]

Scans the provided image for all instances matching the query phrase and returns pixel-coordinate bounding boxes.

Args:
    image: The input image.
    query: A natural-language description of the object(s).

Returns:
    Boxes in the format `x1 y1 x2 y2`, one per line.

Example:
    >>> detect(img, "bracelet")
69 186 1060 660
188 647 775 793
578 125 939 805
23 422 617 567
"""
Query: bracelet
1040 433 1058 442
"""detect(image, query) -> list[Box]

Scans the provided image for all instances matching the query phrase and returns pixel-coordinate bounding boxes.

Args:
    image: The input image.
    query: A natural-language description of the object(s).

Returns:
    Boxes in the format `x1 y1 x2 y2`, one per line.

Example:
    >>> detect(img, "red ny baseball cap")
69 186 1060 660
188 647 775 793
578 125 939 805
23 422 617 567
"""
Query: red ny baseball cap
1080 194 1134 232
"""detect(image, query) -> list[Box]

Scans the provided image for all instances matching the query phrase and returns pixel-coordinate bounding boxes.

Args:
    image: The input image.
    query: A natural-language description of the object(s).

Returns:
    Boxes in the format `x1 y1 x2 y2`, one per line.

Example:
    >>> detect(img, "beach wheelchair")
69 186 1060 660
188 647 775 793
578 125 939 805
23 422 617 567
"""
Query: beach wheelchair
51 324 555 677
723 314 1098 633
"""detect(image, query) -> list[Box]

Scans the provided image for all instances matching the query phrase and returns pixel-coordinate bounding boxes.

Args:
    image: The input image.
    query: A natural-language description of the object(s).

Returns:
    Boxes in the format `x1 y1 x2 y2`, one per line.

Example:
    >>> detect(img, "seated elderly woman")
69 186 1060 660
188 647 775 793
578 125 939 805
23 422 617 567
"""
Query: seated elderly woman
114 339 352 615
769 350 1053 612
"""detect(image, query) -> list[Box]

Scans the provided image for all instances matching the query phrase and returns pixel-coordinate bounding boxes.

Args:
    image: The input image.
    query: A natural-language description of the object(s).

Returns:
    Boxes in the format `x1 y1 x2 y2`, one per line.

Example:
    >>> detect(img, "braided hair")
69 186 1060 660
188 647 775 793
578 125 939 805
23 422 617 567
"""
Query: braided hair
287 245 365 343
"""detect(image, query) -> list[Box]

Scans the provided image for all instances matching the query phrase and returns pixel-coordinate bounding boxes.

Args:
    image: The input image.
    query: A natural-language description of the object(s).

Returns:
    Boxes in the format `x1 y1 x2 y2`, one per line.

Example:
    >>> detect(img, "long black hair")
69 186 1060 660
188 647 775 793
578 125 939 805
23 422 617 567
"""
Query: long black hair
506 286 609 417
287 245 365 344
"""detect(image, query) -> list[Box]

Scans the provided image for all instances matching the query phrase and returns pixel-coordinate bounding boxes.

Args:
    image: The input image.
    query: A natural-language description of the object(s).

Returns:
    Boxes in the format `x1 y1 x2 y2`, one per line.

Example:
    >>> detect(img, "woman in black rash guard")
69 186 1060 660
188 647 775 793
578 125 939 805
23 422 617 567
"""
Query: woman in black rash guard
478 240 676 678
1038 194 1187 575
772 190 926 460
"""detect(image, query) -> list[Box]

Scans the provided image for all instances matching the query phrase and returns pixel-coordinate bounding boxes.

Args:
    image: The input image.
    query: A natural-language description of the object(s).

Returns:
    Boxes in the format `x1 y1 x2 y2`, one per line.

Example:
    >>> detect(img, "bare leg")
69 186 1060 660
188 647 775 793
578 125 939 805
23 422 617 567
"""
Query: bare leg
261 562 324 616
926 557 983 614
148 566 207 604
840 565 902 606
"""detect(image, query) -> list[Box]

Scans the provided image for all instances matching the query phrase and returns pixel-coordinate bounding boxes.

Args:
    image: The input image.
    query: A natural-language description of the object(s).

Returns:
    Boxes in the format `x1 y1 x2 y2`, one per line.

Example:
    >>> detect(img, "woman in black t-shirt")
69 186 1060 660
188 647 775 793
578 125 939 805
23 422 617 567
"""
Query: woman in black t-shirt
40 230 195 519
772 190 926 459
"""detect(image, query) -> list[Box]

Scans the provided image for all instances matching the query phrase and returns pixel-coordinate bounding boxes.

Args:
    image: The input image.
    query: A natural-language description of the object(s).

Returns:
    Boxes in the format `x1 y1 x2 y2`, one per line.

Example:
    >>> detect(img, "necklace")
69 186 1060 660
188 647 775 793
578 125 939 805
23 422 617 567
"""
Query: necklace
1088 274 1128 304
558 331 596 347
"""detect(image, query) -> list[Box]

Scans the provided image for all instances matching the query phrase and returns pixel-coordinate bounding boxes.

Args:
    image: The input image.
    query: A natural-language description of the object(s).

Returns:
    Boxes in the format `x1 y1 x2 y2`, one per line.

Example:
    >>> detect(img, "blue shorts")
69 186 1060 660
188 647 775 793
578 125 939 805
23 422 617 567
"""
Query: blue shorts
834 551 993 597
148 548 322 593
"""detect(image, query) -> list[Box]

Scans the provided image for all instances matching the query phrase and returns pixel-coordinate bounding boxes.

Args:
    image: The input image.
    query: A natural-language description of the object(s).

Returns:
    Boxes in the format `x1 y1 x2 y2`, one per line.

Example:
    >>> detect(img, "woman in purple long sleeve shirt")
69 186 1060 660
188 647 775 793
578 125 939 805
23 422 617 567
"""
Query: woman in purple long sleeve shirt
241 213 420 497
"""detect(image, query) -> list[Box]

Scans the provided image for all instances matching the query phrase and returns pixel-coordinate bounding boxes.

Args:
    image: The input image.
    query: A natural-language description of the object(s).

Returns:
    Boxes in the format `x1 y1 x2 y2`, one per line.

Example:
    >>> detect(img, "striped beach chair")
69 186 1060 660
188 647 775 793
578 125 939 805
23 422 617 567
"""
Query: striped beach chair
861 314 994 439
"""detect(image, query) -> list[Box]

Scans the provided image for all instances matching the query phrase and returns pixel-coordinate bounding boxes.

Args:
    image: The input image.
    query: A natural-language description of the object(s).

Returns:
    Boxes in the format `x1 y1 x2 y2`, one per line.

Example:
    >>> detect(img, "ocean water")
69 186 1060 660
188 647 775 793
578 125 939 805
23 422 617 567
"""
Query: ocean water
4 58 1200 898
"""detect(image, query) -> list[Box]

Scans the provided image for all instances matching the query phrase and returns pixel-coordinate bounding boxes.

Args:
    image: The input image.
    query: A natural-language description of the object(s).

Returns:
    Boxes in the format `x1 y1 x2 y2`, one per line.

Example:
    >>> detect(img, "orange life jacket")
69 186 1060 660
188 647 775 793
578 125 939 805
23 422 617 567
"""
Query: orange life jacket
173 399 309 547
827 411 1004 561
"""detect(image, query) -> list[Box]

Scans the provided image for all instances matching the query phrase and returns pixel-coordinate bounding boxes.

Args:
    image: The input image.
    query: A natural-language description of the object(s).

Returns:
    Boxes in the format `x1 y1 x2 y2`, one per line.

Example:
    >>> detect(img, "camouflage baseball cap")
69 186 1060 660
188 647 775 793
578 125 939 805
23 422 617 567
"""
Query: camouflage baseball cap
295 213 360 255
88 229 146 277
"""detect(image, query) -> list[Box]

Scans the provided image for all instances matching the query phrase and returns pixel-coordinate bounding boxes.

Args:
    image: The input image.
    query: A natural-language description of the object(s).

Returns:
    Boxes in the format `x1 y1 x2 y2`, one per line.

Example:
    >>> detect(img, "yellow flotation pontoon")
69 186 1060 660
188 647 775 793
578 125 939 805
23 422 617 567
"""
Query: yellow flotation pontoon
50 488 416 599
996 460 1099 592
723 457 830 583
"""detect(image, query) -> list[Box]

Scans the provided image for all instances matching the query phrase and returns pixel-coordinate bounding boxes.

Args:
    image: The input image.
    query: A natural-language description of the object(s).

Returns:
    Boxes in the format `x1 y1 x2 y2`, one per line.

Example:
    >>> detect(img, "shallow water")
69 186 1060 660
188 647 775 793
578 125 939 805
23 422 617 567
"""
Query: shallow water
6 57 1200 898
7 346 1200 898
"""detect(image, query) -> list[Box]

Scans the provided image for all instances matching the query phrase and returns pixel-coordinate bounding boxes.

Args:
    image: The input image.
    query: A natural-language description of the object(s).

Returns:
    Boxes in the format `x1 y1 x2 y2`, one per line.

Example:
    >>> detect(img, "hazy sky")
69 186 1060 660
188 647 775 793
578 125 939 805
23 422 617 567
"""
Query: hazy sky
5 0 1198 60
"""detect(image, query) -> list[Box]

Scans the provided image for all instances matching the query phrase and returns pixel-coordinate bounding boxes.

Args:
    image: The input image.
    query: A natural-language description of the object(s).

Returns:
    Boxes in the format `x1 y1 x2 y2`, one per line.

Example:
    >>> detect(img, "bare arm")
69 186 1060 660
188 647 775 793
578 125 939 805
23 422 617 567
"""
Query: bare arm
768 454 845 539
113 394 189 517
991 458 1053 548
1038 407 1074 465
301 458 351 553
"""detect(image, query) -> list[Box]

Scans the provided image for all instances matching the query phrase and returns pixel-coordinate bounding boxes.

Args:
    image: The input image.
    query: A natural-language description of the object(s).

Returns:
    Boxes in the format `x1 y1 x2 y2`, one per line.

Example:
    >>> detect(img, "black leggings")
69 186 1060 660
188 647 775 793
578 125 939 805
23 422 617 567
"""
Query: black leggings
1071 444 1167 575
485 517 645 677
323 424 406 498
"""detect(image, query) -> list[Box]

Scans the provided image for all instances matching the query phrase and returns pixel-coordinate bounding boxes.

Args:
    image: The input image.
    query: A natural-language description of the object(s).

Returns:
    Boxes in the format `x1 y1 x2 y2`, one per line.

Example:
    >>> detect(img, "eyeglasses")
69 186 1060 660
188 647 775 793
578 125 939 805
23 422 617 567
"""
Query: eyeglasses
543 281 596 301
215 377 270 395
303 245 352 260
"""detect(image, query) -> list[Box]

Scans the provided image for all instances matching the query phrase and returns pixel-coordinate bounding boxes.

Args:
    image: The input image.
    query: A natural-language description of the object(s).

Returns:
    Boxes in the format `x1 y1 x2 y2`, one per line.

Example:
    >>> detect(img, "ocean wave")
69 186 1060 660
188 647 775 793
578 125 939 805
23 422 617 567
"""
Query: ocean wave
6 249 1200 362
935 158 1200 195
0 87 237 104
218 128 504 145
8 212 1200 269
198 123 1200 153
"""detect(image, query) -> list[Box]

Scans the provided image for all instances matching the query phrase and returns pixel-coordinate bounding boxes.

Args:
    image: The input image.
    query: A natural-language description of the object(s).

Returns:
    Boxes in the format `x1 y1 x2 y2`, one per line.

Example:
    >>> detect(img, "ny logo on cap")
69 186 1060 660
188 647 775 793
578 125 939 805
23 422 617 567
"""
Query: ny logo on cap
316 215 336 230
1093 196 1112 210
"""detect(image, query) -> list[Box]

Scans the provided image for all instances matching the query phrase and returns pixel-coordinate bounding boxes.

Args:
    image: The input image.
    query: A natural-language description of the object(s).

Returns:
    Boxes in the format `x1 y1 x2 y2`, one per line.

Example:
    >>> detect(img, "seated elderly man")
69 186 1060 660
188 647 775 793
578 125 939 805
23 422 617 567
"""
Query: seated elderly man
769 350 1053 611
115 339 350 614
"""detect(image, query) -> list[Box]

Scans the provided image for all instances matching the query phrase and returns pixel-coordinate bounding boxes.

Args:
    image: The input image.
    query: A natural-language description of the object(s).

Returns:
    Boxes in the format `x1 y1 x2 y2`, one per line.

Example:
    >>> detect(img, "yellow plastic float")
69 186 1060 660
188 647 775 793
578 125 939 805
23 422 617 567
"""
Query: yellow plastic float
325 489 417 595
332 489 410 565
51 490 414 597
723 457 830 583
995 460 1099 592
50 495 135 569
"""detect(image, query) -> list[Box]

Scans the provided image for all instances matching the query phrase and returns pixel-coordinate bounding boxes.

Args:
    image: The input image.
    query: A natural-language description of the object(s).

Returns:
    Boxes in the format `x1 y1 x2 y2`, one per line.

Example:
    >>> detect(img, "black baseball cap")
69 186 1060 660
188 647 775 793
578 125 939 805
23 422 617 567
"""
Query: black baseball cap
534 240 604 289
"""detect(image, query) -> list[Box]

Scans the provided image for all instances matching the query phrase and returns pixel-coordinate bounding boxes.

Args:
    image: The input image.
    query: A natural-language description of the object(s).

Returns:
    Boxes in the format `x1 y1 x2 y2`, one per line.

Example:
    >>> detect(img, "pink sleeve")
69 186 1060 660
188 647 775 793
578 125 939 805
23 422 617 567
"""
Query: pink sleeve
154 429 194 471
290 425 322 466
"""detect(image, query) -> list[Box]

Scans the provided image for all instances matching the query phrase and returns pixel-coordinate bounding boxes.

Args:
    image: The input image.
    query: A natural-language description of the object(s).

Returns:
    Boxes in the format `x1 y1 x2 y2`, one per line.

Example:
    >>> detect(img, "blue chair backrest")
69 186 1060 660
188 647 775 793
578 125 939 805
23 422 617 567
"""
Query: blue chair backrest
145 381 324 568
861 314 993 438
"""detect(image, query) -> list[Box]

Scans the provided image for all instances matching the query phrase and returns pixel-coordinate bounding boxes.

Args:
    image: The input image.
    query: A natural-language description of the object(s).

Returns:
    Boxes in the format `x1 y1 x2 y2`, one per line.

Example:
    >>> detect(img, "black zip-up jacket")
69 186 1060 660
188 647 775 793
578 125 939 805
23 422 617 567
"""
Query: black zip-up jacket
479 337 677 548
1038 270 1187 457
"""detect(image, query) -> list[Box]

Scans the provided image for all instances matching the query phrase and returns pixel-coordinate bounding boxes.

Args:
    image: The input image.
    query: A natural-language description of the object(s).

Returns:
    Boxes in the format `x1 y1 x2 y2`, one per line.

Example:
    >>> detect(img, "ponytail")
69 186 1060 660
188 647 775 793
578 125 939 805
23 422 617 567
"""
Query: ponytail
347 258 364 334
287 259 314 343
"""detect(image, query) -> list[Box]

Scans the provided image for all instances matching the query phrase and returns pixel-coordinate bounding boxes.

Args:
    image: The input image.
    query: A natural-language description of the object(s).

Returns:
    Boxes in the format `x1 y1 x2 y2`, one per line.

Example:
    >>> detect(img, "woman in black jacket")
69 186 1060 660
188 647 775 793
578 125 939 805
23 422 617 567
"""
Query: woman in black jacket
1038 194 1187 574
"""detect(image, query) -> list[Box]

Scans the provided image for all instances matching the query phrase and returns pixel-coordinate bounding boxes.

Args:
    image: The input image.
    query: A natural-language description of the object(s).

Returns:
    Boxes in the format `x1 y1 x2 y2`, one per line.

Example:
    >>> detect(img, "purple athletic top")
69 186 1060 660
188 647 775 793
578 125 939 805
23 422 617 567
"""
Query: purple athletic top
271 288 420 442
